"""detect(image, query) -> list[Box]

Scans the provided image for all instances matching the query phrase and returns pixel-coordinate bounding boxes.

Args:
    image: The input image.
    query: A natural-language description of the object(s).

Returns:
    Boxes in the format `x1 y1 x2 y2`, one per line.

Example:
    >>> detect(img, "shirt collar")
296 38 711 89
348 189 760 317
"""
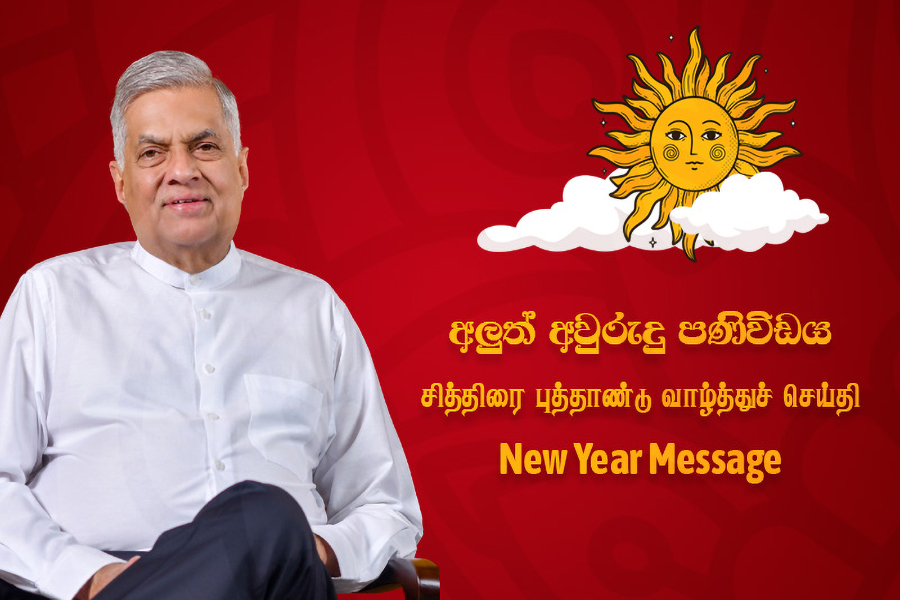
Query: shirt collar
131 241 242 290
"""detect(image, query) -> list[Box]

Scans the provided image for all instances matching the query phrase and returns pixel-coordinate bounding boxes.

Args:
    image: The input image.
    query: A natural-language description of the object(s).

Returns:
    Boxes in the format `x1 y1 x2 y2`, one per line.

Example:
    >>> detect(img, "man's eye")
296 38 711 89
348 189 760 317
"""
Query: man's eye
138 149 165 163
666 131 686 141
702 131 722 141
196 143 218 152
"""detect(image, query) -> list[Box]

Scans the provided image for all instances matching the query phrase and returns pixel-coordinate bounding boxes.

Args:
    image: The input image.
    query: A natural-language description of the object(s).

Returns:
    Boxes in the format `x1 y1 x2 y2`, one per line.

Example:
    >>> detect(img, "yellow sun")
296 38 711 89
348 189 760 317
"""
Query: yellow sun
589 28 800 260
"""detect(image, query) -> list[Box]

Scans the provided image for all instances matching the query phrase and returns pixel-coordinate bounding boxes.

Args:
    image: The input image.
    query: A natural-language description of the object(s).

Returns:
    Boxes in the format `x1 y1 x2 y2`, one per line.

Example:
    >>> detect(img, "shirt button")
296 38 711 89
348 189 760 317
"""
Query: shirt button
215 460 225 471
207 412 220 421
204 364 216 374
199 309 211 320
190 275 201 285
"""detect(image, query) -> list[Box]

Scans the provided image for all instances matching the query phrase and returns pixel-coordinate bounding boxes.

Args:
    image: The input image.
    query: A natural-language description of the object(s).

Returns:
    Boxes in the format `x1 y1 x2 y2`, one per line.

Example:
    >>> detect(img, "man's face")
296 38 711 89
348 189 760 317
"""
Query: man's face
110 86 249 270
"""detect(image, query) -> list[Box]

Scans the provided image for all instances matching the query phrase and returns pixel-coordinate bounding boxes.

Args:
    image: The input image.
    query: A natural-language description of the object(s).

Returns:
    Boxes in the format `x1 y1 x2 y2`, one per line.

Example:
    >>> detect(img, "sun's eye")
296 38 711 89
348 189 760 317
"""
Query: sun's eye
666 131 686 141
701 131 722 141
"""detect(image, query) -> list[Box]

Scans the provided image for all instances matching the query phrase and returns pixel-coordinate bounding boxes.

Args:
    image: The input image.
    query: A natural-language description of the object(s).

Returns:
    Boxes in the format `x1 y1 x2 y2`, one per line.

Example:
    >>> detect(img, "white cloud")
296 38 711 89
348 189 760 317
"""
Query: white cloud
669 172 829 252
477 173 678 252
478 170 826 255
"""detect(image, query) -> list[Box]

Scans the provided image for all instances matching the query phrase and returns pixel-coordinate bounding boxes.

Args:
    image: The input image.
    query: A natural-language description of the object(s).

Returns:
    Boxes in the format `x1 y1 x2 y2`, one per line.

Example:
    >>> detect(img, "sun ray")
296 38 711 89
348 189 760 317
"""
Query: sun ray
725 80 757 111
670 189 700 247
704 53 731 100
628 55 673 106
624 179 671 240
679 189 700 208
695 60 710 97
733 159 760 176
592 100 653 131
587 145 651 166
611 159 655 186
736 100 796 130
683 234 699 261
653 185 679 228
611 169 662 199
625 96 660 119
716 54 761 106
632 80 666 111
607 130 651 148
738 145 801 167
681 29 703 97
738 130 783 148
728 96 765 119
658 53 683 101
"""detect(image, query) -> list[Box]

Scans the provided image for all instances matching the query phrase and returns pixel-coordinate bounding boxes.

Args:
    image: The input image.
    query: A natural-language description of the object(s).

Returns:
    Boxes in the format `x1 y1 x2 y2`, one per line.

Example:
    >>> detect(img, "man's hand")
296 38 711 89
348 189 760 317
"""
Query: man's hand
71 537 333 599
73 556 139 600
314 535 340 577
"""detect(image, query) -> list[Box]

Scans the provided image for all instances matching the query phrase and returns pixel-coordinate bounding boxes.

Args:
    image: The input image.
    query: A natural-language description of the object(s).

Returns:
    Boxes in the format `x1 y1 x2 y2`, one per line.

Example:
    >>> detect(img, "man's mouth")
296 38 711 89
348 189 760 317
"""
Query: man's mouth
165 197 209 206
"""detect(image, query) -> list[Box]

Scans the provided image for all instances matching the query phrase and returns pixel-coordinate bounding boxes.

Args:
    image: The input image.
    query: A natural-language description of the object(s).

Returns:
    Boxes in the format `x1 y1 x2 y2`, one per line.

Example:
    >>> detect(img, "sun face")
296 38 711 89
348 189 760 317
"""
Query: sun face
650 98 738 191
589 28 799 260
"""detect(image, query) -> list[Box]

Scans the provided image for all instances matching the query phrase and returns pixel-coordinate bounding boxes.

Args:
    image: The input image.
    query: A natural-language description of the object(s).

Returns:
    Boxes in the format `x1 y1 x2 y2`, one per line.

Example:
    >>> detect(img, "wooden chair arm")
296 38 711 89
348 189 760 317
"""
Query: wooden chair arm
358 557 439 599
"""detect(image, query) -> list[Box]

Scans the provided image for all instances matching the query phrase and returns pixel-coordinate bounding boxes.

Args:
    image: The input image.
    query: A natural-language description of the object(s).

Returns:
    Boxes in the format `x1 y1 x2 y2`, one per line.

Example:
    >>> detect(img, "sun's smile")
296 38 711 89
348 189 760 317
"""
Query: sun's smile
588 28 799 260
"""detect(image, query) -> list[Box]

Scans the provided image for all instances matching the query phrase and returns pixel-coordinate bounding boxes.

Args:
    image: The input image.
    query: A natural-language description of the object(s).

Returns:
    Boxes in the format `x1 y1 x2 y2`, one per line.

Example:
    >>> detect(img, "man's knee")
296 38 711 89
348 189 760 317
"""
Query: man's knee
215 481 317 557
228 481 306 521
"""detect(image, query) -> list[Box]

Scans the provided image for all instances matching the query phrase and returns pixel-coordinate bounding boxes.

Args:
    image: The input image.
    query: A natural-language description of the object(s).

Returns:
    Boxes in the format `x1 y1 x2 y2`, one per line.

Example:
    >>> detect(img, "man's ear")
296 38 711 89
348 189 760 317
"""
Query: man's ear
109 161 127 206
239 147 249 193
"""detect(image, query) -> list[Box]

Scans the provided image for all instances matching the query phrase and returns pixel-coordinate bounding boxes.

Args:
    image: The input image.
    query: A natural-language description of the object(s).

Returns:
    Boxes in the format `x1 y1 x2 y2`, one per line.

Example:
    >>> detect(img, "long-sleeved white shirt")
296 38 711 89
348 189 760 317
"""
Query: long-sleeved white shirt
0 242 422 599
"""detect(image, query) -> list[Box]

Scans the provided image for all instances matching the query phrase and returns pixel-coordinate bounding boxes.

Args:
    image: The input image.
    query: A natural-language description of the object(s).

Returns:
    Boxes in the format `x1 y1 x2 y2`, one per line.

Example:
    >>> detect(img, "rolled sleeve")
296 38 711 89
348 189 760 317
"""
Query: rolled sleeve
0 273 123 599
36 546 123 600
311 297 422 591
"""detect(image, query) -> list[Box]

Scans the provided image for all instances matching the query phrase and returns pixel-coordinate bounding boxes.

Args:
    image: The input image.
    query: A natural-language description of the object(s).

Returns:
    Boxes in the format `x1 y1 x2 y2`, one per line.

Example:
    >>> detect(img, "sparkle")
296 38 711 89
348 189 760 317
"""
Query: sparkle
649 237 657 248
791 120 796 128
601 118 606 127
602 168 607 175
668 33 673 42
764 68 768 74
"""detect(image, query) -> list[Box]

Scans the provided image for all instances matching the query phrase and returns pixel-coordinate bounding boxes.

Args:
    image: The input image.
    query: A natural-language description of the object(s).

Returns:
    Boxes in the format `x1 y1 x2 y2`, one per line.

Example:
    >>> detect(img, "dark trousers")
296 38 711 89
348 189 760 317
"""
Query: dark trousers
0 481 337 600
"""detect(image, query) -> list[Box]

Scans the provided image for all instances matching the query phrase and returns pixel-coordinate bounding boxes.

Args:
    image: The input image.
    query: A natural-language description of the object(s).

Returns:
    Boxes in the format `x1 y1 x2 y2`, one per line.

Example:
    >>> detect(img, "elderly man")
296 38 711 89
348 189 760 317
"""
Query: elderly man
0 52 421 600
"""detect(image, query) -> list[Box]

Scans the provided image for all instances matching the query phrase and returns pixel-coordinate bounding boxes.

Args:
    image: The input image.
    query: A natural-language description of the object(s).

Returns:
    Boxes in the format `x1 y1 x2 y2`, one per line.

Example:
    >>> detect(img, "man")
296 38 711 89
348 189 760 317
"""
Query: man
0 52 422 600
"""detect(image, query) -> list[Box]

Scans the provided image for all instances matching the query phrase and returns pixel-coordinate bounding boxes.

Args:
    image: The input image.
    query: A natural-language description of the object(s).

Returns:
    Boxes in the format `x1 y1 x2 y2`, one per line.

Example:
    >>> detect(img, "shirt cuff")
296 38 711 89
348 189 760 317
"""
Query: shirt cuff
312 524 364 593
36 545 124 600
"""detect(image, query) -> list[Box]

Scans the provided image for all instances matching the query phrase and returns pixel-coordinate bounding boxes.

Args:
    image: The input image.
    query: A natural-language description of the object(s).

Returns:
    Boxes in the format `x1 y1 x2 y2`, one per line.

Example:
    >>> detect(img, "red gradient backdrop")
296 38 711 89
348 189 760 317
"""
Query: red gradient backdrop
1 1 899 598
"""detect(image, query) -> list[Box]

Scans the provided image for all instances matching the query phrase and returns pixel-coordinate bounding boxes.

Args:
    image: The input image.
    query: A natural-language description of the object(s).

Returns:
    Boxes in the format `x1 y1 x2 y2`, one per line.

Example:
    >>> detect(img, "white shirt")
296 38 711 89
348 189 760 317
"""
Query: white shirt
0 242 422 599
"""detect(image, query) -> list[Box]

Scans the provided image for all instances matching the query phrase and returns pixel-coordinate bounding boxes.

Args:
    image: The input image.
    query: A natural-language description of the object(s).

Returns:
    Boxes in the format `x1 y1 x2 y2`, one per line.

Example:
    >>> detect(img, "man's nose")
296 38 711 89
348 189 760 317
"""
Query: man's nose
167 148 200 184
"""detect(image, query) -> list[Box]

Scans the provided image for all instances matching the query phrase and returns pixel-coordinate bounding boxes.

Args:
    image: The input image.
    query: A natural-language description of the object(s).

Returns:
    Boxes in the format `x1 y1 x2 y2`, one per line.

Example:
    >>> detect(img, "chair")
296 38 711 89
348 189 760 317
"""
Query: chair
358 558 439 599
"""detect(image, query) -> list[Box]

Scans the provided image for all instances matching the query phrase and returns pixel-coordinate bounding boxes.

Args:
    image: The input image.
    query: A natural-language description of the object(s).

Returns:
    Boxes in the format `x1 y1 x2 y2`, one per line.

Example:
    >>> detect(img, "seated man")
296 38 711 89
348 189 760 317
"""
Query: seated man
0 51 422 600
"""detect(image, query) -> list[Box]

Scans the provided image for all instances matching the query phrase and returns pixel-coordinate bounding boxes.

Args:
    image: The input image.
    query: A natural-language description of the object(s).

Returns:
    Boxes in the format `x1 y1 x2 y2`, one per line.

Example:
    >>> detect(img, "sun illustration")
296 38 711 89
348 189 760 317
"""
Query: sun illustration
589 28 800 260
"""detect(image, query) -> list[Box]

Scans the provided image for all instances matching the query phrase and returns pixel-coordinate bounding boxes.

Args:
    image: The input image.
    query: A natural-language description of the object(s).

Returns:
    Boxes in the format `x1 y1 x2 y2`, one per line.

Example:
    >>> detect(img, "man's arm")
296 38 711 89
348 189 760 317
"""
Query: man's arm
0 273 123 600
309 296 422 593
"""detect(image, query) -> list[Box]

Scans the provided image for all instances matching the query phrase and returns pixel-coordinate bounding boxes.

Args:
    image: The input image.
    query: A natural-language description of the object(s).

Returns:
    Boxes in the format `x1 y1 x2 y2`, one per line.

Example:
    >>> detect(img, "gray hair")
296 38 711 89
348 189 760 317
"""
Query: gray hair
111 51 241 165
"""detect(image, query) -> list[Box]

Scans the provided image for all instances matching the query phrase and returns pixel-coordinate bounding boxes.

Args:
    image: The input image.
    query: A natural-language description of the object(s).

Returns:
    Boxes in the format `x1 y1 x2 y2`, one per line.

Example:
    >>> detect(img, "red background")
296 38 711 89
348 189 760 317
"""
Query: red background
1 1 899 598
